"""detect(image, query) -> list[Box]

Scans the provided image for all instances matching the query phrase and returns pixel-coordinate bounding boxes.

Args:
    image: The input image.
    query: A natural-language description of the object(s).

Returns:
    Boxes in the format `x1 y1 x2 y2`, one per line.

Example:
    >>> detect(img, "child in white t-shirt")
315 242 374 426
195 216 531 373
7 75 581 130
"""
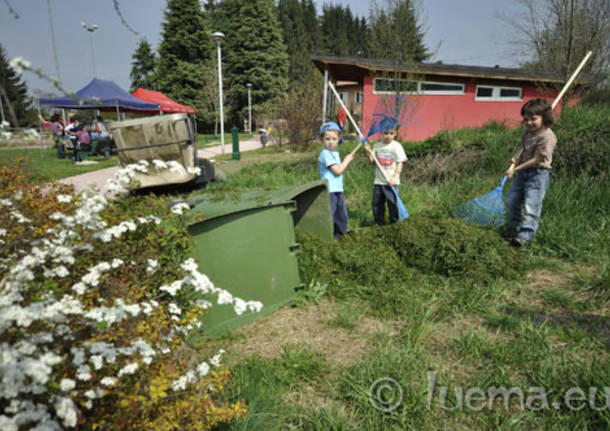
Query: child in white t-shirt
364 127 407 225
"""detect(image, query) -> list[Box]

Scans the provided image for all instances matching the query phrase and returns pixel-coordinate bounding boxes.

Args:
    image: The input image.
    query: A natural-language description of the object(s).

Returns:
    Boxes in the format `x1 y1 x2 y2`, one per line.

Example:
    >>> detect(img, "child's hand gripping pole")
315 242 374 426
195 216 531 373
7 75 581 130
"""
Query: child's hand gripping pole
328 81 409 220
506 50 593 172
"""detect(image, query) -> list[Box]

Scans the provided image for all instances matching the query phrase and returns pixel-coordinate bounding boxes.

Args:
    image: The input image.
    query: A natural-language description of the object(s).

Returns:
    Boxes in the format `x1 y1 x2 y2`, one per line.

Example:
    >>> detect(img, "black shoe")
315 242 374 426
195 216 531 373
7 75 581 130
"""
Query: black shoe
501 230 515 240
511 237 528 247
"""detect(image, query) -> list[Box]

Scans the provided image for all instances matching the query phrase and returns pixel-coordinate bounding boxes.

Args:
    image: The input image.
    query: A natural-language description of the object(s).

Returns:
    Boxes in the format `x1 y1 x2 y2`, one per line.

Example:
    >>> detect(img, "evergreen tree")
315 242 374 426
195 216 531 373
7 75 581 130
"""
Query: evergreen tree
278 0 314 83
214 0 289 126
156 0 215 124
318 4 369 57
129 39 157 92
320 4 351 56
0 43 35 127
302 0 322 55
368 0 429 63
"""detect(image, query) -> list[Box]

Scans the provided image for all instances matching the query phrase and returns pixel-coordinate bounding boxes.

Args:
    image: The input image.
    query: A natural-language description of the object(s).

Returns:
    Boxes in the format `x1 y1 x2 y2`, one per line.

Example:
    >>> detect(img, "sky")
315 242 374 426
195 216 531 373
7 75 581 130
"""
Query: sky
0 0 526 98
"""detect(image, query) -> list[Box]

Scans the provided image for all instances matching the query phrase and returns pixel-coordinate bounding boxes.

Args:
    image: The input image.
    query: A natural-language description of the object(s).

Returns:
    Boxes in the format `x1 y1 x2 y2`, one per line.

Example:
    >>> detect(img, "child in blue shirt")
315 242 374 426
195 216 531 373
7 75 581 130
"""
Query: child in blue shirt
318 121 354 239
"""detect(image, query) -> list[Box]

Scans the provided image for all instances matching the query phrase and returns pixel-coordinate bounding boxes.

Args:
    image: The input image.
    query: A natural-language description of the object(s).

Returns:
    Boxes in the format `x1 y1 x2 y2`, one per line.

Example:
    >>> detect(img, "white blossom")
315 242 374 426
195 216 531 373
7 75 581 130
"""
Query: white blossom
170 202 190 215
9 57 32 74
186 166 202 175
54 396 77 427
209 349 225 368
118 362 138 376
59 378 76 392
100 376 117 386
146 259 158 274
196 361 210 377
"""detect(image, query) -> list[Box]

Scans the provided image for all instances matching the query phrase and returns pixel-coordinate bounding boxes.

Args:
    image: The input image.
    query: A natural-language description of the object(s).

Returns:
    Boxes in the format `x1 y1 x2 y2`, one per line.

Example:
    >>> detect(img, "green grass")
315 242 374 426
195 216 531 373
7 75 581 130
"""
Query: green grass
198 104 610 430
0 147 118 182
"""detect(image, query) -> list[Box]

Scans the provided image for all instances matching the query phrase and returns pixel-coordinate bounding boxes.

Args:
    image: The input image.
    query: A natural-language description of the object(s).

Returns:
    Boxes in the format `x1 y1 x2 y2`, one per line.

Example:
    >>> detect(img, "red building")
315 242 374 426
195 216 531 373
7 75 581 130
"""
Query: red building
312 55 592 141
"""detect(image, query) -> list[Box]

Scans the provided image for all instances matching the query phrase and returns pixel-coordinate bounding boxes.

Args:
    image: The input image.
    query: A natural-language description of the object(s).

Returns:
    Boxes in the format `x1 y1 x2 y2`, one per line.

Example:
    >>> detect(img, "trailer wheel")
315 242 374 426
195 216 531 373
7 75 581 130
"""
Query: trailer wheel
192 158 215 188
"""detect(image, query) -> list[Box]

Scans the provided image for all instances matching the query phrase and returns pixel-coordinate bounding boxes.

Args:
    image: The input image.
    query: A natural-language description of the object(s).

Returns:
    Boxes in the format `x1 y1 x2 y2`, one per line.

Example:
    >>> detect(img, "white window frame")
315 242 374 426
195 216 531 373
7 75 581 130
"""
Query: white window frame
475 85 523 101
373 78 465 95
355 91 363 104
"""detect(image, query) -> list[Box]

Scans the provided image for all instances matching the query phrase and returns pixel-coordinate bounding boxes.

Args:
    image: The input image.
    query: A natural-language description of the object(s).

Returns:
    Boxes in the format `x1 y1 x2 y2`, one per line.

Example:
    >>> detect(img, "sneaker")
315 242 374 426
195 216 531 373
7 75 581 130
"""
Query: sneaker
501 229 515 241
511 237 528 247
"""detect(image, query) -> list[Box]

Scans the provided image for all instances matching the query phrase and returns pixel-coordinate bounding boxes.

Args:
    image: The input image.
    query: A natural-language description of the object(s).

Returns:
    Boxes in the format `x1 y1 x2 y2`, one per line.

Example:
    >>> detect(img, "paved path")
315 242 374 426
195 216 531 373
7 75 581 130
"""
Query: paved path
59 137 263 196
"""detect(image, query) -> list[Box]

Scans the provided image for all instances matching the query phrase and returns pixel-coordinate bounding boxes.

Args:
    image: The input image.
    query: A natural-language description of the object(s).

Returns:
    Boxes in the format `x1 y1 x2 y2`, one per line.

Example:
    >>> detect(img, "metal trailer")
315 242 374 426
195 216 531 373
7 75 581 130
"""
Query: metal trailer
108 113 214 191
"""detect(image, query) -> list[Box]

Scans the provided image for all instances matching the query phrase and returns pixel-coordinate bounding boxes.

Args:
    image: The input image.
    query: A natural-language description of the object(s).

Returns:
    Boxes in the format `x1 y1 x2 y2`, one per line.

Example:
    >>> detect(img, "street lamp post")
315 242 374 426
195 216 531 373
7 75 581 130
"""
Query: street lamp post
81 21 99 77
0 93 5 126
246 83 252 134
212 31 225 154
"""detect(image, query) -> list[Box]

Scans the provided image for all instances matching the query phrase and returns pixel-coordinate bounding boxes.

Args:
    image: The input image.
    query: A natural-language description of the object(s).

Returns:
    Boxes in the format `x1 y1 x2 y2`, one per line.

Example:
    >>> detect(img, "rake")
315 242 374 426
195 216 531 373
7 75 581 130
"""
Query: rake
453 176 507 227
328 82 409 220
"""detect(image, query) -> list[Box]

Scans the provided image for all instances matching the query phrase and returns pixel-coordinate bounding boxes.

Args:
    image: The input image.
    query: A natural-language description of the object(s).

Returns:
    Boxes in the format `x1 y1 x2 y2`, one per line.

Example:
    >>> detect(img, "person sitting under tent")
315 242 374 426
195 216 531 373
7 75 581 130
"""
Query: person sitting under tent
64 115 80 151
92 116 114 158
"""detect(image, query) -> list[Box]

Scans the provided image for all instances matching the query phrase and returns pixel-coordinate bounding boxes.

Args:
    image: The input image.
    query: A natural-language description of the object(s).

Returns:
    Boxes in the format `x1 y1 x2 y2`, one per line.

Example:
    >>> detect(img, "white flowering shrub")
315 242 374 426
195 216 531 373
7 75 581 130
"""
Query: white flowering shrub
0 161 261 430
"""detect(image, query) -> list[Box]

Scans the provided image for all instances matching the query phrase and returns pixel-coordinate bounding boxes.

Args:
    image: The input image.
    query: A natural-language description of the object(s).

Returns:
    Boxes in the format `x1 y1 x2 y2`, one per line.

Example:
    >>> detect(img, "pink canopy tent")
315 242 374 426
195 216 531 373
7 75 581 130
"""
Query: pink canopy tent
131 88 195 114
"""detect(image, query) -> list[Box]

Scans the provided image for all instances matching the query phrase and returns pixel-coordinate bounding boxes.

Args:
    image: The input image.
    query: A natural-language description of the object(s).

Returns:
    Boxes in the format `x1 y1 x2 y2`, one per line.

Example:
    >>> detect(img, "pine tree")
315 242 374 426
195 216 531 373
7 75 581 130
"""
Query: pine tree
302 0 322 54
320 4 353 57
0 43 35 127
278 0 314 83
156 0 215 124
214 0 289 126
368 0 429 63
129 39 157 92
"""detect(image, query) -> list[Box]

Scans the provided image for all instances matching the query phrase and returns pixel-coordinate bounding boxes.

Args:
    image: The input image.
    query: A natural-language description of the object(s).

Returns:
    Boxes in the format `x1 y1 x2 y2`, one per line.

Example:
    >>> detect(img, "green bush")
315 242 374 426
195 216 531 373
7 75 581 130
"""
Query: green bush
580 86 610 106
0 160 249 430
552 105 610 177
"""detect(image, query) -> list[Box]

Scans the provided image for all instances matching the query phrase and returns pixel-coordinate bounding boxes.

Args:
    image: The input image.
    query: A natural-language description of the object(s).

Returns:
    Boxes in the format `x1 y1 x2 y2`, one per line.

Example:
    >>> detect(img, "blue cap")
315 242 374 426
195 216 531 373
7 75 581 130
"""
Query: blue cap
320 121 343 145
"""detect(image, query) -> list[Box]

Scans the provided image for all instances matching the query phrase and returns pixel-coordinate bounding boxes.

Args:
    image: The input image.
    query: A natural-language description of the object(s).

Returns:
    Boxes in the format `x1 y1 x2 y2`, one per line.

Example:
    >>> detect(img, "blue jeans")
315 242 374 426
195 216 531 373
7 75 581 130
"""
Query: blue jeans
330 192 348 239
505 168 550 241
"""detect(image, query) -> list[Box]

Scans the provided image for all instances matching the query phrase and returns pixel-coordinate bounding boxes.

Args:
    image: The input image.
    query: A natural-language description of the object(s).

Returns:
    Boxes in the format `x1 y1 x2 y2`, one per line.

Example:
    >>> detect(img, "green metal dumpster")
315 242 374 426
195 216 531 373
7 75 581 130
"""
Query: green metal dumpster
188 180 332 335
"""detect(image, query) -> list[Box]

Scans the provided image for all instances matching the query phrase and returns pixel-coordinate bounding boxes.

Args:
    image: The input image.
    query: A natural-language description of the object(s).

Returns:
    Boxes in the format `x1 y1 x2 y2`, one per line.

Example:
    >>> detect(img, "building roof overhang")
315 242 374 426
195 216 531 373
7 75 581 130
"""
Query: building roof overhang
311 55 598 85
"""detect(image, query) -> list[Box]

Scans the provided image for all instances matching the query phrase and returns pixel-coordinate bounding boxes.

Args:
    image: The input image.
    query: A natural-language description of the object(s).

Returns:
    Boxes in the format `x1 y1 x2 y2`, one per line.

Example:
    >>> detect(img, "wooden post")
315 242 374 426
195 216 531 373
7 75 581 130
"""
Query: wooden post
322 68 329 122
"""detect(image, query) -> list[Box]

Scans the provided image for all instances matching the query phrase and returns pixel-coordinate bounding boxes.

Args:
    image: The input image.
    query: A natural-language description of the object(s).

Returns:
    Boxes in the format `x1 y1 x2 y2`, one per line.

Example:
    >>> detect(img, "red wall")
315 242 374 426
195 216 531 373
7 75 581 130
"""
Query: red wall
361 75 561 141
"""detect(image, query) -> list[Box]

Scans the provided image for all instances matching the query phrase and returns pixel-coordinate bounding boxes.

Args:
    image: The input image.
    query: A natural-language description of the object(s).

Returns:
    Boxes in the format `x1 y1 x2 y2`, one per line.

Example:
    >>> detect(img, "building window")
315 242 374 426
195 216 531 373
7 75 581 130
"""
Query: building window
420 81 465 95
475 85 523 101
373 78 464 95
373 78 417 94
340 92 349 104
355 91 363 104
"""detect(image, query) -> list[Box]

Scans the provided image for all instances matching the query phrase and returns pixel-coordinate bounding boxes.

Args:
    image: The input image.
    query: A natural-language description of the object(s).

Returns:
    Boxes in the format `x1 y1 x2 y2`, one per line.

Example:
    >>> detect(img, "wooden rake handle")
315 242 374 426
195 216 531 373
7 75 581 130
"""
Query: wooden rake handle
328 81 394 184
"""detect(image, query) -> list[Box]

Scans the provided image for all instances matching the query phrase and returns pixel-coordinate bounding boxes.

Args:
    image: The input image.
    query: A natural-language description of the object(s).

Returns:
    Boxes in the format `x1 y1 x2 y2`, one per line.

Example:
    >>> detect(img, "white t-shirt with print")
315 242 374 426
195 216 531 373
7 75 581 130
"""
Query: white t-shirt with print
373 140 407 185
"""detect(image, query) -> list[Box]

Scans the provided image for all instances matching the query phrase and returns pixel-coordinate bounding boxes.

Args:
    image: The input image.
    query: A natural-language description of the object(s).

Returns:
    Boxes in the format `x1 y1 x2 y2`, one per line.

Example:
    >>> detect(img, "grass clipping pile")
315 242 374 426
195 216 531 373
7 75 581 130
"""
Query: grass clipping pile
298 216 523 313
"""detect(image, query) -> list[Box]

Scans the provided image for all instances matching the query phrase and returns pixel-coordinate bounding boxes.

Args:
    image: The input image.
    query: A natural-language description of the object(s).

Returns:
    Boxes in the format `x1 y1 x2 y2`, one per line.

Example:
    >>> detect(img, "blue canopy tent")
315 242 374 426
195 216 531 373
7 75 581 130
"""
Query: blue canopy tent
39 78 160 118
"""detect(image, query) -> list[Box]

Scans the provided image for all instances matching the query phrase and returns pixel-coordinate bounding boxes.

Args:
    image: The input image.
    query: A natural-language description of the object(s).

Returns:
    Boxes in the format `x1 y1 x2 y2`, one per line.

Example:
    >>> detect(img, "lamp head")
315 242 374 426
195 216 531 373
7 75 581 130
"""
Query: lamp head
246 83 252 88
212 32 225 44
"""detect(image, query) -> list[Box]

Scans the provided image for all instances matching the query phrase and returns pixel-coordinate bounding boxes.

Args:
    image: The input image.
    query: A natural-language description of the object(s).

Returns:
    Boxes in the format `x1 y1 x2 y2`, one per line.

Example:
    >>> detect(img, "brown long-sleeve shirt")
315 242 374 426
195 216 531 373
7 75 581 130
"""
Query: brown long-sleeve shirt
518 127 557 169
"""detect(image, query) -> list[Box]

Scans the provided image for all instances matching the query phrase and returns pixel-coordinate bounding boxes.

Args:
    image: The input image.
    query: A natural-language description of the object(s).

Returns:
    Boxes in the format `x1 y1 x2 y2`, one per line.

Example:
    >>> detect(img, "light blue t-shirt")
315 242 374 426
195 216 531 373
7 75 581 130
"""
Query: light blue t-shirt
318 147 344 193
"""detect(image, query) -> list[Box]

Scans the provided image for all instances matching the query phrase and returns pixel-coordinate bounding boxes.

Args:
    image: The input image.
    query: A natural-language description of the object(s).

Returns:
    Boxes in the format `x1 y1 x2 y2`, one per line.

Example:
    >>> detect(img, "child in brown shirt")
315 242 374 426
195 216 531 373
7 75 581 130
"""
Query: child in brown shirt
504 98 557 247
